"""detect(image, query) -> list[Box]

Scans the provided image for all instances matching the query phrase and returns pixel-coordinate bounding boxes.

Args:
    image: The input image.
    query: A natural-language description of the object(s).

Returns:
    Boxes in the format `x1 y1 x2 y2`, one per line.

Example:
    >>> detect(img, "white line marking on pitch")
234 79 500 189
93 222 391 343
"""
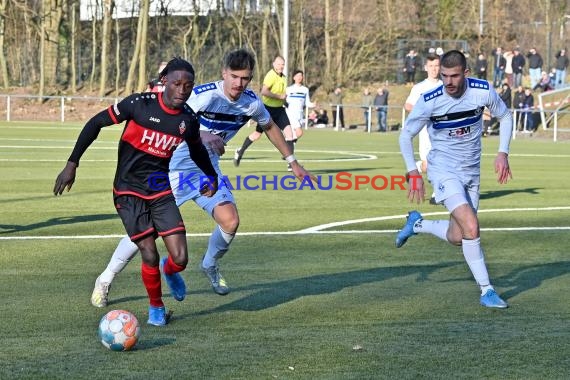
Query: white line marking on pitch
1 207 569 240
300 206 570 232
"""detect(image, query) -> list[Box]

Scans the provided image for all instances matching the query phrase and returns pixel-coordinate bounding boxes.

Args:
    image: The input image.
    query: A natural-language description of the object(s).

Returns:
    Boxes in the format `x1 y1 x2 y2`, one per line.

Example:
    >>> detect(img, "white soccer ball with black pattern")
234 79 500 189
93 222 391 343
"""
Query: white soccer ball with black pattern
98 310 140 351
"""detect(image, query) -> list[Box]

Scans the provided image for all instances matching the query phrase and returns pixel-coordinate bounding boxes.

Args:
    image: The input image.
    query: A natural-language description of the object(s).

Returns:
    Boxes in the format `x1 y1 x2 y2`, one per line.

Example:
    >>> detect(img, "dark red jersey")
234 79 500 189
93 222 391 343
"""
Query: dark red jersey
68 92 216 199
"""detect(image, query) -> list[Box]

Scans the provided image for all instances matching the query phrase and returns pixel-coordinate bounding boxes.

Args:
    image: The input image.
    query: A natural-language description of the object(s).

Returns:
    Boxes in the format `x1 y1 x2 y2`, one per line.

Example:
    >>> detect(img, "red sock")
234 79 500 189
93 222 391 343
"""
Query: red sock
141 262 163 307
163 255 186 275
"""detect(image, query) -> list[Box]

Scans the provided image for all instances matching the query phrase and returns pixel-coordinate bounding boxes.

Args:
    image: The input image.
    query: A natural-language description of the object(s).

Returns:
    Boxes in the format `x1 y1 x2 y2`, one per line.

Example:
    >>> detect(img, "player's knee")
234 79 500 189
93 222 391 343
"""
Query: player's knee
462 221 480 240
447 231 463 246
220 214 239 234
137 242 160 266
168 249 188 268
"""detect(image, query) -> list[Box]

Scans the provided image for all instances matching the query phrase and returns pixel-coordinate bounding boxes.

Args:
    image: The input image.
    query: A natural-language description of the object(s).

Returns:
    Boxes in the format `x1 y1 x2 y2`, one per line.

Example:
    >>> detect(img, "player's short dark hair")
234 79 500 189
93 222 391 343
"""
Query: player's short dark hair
222 49 256 72
159 57 195 78
292 70 303 76
441 50 467 70
425 53 440 62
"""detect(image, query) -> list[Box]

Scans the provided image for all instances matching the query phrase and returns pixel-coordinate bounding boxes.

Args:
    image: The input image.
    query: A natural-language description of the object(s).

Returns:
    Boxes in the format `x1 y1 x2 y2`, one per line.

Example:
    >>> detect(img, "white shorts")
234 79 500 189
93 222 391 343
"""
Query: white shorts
169 169 235 216
418 126 432 162
428 170 480 211
286 108 304 130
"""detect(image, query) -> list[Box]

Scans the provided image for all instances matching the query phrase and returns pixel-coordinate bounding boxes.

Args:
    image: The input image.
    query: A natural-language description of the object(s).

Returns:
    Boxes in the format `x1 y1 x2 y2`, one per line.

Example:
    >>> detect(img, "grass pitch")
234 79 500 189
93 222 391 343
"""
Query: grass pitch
0 121 569 379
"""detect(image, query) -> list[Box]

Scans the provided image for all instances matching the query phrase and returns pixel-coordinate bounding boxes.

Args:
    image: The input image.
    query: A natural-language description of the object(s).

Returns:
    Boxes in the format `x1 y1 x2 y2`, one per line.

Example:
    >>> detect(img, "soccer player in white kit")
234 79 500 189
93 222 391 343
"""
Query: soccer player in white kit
396 50 513 309
90 49 316 307
285 70 313 150
404 53 442 204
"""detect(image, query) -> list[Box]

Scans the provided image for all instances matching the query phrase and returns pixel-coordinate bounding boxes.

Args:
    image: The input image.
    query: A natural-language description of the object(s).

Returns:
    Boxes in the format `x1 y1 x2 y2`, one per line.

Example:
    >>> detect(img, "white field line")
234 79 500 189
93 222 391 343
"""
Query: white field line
1 207 569 240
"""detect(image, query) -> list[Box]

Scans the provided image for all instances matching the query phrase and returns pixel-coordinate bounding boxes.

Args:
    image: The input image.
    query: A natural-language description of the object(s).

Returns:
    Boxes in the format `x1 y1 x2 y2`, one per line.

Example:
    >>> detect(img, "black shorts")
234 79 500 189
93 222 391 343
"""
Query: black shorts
114 193 185 242
256 105 290 133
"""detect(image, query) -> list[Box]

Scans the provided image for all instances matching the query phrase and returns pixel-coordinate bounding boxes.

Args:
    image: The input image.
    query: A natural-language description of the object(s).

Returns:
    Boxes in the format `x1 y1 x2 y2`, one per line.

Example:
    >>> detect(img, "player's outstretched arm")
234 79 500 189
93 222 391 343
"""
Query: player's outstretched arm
53 161 78 196
53 109 114 196
263 120 317 183
494 152 512 184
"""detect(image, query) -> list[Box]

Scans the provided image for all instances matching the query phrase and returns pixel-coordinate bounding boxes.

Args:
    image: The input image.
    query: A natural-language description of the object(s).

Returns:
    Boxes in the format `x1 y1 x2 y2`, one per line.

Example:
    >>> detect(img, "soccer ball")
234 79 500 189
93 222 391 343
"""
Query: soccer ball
98 310 141 351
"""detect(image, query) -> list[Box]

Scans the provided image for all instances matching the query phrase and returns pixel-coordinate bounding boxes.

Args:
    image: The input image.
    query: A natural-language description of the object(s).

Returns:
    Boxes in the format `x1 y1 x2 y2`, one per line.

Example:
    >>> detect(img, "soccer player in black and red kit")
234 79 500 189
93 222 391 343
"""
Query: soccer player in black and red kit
53 57 218 326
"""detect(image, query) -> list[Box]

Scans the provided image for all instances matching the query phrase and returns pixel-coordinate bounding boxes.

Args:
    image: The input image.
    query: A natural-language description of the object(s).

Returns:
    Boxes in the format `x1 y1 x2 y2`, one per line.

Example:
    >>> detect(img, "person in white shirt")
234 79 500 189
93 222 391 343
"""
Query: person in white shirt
285 70 314 166
396 50 513 309
404 53 442 204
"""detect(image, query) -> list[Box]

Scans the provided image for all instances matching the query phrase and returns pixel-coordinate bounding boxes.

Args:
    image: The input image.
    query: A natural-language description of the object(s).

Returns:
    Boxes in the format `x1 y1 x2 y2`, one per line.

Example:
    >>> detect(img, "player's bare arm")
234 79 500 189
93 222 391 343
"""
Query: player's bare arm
494 152 512 184
261 84 286 101
263 120 317 183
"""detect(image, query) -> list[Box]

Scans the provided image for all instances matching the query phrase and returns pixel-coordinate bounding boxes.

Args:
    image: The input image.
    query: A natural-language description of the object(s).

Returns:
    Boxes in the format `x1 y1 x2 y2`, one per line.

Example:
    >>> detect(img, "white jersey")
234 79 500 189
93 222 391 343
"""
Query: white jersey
285 83 312 128
405 78 443 161
400 77 512 178
170 80 271 173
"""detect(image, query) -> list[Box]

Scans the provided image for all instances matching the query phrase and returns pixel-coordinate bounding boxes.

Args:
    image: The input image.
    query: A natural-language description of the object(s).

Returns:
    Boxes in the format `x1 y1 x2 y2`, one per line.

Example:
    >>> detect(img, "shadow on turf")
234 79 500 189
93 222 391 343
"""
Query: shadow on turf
0 213 117 234
479 187 541 200
497 261 570 300
191 263 458 315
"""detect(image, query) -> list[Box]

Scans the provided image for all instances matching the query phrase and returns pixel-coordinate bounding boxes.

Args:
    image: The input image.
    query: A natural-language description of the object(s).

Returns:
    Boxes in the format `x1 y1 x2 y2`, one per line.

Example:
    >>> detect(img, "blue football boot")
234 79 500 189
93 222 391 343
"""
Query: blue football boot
395 211 423 248
147 305 169 326
480 289 508 309
160 257 186 301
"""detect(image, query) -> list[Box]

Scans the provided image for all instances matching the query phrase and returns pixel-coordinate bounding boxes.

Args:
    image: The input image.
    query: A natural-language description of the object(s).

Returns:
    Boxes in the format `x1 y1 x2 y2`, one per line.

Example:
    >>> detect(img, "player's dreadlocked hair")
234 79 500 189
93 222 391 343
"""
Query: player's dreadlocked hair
441 50 467 71
159 57 195 78
222 49 256 72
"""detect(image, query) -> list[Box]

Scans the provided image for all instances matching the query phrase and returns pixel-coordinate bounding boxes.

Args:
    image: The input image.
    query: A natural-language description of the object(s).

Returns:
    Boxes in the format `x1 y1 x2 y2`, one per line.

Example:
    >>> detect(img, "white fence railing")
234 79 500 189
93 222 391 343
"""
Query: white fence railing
1 94 568 141
0 94 120 123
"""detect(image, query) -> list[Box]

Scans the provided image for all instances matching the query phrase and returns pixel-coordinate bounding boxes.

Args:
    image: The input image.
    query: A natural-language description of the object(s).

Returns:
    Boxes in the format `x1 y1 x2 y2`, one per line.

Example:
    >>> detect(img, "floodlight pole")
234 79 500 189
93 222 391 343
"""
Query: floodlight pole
282 0 290 76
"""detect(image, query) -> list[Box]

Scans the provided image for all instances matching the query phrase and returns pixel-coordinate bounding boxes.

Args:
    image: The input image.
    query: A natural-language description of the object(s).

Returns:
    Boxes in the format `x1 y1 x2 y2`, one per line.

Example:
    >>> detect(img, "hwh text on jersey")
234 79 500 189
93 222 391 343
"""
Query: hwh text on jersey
141 129 182 156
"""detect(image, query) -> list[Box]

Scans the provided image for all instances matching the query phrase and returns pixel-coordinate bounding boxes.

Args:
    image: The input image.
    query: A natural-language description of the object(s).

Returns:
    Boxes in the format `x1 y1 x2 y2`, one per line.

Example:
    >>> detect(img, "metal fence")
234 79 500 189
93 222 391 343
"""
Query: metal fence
1 94 568 141
0 94 120 123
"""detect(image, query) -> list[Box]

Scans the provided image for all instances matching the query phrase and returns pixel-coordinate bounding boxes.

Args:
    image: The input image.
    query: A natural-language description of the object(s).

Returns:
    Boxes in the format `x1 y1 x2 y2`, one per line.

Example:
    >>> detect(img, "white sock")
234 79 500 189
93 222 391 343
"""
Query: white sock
461 238 493 294
99 236 139 284
202 225 235 268
413 219 449 242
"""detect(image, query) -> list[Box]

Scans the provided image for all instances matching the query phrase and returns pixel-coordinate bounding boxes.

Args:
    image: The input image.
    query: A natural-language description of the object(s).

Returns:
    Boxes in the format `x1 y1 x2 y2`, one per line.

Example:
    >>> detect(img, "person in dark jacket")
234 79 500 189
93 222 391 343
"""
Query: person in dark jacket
475 53 488 80
511 48 525 88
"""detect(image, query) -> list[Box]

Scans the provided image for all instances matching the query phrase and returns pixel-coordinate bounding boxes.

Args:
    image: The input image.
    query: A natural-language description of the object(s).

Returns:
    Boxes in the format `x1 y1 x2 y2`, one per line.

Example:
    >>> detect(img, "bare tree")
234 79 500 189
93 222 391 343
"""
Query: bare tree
137 0 150 92
98 0 113 97
70 0 78 93
0 0 9 88
124 0 148 94
114 9 121 95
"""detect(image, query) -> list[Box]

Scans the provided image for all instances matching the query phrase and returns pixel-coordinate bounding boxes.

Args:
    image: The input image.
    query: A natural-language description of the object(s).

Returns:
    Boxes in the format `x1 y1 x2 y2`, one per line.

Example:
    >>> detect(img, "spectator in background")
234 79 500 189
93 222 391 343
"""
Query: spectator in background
145 61 168 92
329 86 345 130
511 48 525 88
533 71 554 92
521 87 535 131
500 83 512 109
361 87 374 131
492 47 506 87
373 86 389 132
514 85 526 109
503 49 514 87
554 48 569 89
403 49 419 85
527 47 543 89
475 53 488 80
